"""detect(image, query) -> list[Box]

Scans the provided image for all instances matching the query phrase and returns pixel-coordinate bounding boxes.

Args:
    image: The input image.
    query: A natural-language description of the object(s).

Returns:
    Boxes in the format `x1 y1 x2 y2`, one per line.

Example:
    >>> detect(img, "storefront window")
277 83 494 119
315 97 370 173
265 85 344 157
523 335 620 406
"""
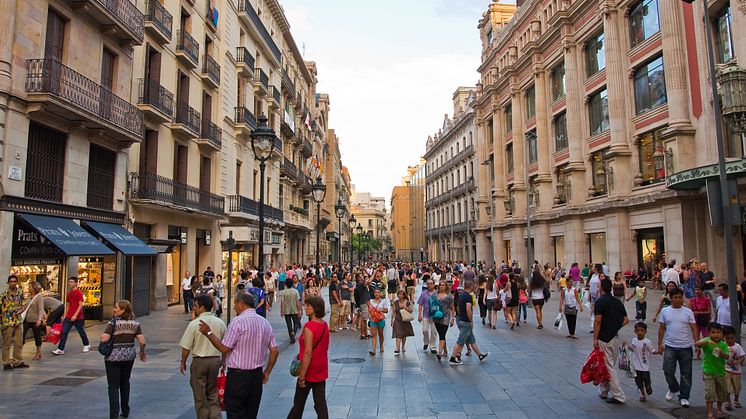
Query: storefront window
504 240 511 263
637 228 665 278
9 264 62 299
222 249 254 284
589 233 607 264
585 32 606 77
78 257 104 320
551 62 566 100
638 128 666 185
629 0 660 48
634 56 667 115
553 236 565 266
714 6 734 63
588 89 609 135
554 112 568 151
525 85 536 119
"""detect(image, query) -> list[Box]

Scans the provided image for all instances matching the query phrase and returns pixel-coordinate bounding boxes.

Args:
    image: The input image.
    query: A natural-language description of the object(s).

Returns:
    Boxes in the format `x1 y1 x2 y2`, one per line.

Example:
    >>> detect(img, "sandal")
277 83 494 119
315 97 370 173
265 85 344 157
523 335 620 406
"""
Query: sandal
639 396 646 402
369 351 376 356
32 354 41 361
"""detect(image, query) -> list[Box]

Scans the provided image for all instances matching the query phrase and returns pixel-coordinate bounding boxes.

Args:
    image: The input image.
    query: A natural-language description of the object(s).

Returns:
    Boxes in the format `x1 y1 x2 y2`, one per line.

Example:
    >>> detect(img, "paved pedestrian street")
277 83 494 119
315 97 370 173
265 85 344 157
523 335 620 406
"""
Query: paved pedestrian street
0 288 742 419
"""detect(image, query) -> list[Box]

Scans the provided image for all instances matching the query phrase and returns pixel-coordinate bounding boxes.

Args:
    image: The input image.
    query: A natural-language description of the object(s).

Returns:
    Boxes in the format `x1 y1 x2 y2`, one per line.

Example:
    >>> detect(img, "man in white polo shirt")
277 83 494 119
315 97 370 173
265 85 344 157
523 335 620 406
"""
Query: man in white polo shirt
657 287 697 408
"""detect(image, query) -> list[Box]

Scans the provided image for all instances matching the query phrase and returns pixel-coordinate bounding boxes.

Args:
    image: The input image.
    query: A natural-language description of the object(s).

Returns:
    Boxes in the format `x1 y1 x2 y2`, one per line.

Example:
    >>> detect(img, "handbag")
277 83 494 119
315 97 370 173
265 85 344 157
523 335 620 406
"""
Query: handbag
290 323 328 377
98 317 117 357
21 294 39 323
400 307 414 322
217 368 226 411
564 305 578 316
543 286 551 301
368 301 385 323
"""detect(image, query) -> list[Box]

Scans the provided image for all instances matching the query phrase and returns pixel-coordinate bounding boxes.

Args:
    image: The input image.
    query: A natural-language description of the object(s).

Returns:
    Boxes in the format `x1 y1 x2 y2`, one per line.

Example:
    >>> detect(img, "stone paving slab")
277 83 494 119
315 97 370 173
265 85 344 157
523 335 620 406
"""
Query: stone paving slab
1 286 745 418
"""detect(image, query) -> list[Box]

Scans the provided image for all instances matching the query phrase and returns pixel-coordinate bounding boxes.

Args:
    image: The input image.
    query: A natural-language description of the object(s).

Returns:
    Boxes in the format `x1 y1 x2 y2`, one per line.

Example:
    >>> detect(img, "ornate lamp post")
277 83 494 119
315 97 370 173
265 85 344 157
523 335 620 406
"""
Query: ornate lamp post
249 115 277 281
356 223 363 266
311 176 327 277
334 198 346 265
348 214 356 268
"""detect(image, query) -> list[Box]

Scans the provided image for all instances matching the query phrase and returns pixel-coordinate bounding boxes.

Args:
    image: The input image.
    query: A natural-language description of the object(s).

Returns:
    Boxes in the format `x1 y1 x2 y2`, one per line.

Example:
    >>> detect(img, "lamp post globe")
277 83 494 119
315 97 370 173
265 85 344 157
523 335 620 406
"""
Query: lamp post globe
311 176 327 277
249 114 277 281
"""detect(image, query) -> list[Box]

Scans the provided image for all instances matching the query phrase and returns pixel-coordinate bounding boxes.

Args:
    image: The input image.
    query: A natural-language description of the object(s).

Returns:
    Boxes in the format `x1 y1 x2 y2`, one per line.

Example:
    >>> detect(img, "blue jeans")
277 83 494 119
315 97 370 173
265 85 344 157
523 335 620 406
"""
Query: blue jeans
663 346 693 400
456 320 475 346
183 290 194 313
519 303 528 320
635 300 647 321
57 319 89 351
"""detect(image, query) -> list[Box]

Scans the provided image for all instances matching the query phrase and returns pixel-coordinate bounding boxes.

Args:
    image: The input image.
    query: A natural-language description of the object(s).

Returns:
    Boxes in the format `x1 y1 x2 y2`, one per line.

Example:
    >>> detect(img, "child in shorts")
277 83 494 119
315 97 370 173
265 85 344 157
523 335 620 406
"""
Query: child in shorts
625 322 654 401
695 322 731 419
724 326 745 410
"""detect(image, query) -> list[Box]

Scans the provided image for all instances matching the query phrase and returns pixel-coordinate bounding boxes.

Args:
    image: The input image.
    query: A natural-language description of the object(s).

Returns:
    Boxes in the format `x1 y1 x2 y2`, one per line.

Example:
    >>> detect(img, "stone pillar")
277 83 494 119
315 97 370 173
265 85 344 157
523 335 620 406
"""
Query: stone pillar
476 230 490 265
535 222 552 265
510 84 526 217
491 104 505 197
564 217 587 265
659 0 691 129
533 60 553 212
562 39 587 204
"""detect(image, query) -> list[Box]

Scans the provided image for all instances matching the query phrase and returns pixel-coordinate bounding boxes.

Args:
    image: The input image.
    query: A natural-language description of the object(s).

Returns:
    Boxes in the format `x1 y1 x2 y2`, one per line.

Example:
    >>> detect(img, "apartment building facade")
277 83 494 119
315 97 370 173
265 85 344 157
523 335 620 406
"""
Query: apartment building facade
424 87 478 262
474 0 746 276
350 187 389 261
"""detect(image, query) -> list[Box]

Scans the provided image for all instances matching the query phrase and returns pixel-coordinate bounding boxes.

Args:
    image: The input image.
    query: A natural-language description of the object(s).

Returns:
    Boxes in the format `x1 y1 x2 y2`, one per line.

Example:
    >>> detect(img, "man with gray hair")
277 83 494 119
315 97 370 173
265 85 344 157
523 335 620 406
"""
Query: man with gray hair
199 291 279 418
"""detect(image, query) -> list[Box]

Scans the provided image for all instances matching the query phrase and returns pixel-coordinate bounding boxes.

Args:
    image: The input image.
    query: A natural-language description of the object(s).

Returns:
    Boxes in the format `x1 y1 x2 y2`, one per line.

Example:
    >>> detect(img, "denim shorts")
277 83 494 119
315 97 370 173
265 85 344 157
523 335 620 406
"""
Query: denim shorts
369 319 385 329
456 320 475 345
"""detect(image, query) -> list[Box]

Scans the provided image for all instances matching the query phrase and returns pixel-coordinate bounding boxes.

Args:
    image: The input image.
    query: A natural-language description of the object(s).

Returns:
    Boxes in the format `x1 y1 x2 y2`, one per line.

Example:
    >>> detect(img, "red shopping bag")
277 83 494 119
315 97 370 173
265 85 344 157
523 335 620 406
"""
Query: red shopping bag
45 323 62 344
580 348 610 385
217 368 226 411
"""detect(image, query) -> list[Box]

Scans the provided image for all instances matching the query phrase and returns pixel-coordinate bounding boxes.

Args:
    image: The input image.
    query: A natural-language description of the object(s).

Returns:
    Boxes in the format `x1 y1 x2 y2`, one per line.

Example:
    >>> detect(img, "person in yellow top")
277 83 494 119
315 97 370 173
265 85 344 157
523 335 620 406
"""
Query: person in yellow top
180 294 227 419
558 274 568 290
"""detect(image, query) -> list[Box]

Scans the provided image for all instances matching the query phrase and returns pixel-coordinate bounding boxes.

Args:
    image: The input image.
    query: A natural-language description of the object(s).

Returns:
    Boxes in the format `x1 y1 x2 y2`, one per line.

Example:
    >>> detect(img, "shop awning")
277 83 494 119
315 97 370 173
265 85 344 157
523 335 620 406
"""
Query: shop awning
81 221 157 255
17 214 114 256
666 158 746 190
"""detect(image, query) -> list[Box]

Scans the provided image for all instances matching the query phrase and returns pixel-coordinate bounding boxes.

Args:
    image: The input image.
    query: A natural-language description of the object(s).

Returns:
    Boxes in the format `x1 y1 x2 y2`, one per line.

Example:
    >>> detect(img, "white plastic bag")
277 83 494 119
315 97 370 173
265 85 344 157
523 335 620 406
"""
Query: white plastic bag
554 313 563 331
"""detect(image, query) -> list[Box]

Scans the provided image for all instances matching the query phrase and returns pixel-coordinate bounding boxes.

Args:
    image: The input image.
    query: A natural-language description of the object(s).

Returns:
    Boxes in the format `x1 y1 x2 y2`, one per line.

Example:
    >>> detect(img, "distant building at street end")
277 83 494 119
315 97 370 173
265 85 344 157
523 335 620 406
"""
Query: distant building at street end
390 161 426 262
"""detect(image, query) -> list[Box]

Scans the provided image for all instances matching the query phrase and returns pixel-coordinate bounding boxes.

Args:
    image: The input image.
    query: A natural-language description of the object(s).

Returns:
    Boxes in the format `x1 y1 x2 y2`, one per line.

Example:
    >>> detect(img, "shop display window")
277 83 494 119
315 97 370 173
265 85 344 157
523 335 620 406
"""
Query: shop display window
78 257 103 308
9 264 62 298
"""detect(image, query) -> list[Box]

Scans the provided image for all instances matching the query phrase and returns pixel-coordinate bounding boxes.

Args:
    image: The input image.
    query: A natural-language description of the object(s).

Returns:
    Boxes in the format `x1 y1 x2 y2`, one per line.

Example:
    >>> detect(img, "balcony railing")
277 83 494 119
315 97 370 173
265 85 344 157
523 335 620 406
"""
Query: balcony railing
73 0 144 44
236 0 282 63
202 54 220 86
282 69 295 96
256 69 269 91
271 85 281 104
175 101 200 135
138 78 174 118
234 106 256 129
428 144 476 180
236 47 255 69
130 172 224 216
200 119 222 149
144 0 172 41
176 30 199 66
281 157 297 179
25 58 144 138
301 137 312 157
227 195 284 222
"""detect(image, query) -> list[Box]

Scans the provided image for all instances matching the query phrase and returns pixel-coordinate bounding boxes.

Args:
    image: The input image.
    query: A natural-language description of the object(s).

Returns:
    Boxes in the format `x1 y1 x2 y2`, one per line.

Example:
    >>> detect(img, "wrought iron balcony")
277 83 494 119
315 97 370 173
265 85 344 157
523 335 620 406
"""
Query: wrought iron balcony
72 0 144 45
269 86 281 108
234 106 256 130
130 172 224 216
301 137 313 157
201 55 220 88
255 68 269 94
198 119 222 151
227 195 284 222
176 30 199 68
236 47 254 77
236 0 282 64
137 78 173 122
427 144 476 180
144 0 171 43
25 58 144 142
172 100 200 137
281 157 298 180
282 69 295 97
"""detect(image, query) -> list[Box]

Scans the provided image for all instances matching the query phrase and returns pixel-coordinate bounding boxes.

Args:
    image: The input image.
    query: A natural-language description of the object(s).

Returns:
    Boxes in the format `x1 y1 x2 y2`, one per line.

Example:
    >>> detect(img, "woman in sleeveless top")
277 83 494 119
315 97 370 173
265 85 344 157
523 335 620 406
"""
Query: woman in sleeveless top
688 286 712 360
652 281 680 323
612 272 627 301
287 295 329 419
559 283 583 338
391 290 414 354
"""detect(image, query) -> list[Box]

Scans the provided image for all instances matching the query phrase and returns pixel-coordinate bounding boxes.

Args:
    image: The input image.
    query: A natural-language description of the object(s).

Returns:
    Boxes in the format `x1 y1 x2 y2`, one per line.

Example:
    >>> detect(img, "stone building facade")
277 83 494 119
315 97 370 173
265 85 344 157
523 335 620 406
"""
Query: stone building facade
390 160 426 262
474 0 746 277
424 87 478 262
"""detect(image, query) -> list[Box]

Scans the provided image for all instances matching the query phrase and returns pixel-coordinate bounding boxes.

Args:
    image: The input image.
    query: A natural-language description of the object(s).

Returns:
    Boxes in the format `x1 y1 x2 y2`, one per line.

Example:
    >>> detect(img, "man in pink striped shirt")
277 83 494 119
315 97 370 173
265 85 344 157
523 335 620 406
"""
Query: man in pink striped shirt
200 291 279 418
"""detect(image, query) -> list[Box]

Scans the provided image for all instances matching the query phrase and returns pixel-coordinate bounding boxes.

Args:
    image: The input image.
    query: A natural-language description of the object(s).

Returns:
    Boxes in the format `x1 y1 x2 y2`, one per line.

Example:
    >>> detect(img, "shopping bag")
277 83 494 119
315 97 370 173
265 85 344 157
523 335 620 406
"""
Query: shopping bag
617 346 631 373
580 348 610 385
217 368 226 411
45 322 62 344
553 313 563 331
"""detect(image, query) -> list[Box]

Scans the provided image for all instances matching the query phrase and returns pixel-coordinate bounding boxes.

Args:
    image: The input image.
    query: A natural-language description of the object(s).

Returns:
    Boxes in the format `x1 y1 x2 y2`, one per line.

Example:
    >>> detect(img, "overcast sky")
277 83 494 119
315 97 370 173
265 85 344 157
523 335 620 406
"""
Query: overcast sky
282 0 490 202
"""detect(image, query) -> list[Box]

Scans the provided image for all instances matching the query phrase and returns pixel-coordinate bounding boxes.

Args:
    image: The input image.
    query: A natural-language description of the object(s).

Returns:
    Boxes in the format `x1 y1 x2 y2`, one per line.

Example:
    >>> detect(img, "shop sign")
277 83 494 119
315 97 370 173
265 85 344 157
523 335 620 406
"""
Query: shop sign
79 256 104 263
181 232 188 244
11 219 64 265
666 158 746 189
205 231 211 245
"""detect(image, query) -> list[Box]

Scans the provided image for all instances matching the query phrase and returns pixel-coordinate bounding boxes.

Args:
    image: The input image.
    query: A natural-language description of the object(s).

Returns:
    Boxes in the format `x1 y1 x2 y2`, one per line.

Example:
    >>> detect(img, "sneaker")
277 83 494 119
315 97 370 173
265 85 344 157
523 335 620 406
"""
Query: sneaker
478 352 490 361
13 362 29 369
665 391 677 401
449 357 462 365
3 364 12 370
680 399 690 408
430 349 438 354
605 398 623 405
51 349 64 356
423 345 428 351
82 345 91 353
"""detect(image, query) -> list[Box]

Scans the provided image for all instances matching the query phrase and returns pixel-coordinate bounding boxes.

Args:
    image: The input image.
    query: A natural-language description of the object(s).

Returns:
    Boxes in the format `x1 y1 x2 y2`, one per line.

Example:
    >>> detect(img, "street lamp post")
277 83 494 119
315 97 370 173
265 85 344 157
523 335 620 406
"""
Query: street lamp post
525 131 535 277
226 230 235 324
348 214 356 268
356 223 363 266
250 115 277 283
311 176 327 277
334 198 346 266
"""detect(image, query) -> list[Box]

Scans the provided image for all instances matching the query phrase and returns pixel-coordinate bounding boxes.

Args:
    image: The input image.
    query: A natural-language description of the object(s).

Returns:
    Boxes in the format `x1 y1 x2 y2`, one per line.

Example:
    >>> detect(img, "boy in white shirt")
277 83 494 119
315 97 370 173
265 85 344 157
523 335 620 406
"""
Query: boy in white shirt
724 326 745 410
626 322 654 402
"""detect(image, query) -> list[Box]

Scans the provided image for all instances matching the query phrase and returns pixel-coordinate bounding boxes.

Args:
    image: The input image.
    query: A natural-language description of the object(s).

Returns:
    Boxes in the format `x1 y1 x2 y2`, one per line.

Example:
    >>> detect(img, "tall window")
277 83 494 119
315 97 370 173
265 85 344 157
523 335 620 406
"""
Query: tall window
506 143 514 175
714 6 734 63
634 56 667 114
527 131 538 164
629 0 660 47
87 144 116 210
638 128 666 185
554 112 568 151
525 85 536 119
551 62 566 100
505 105 512 133
588 88 610 135
26 122 66 202
591 150 607 195
45 9 66 61
585 32 606 77
488 118 494 144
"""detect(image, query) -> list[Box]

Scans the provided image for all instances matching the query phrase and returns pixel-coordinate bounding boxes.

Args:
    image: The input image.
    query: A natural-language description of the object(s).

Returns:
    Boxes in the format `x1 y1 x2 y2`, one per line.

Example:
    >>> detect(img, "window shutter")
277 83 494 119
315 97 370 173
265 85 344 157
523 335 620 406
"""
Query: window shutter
45 10 65 61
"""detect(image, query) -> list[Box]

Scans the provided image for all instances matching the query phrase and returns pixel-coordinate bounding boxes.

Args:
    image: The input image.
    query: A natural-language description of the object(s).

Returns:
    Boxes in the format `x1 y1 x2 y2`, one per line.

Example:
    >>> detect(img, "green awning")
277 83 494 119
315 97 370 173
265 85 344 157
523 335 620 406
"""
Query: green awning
666 158 746 190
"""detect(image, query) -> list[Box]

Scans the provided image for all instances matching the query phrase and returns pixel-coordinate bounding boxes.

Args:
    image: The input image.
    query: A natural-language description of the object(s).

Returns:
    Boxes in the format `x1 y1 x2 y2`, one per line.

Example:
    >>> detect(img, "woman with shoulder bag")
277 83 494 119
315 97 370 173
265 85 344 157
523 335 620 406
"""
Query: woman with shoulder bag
391 289 414 354
529 269 547 329
99 300 146 419
21 281 45 361
559 281 583 338
287 296 329 419
483 275 498 329
367 289 389 356
431 281 455 361
504 273 520 330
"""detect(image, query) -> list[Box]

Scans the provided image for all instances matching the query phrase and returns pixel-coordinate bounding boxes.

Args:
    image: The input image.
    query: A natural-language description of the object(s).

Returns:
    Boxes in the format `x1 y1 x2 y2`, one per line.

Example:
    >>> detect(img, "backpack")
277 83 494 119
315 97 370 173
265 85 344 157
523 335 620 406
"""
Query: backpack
428 294 444 319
